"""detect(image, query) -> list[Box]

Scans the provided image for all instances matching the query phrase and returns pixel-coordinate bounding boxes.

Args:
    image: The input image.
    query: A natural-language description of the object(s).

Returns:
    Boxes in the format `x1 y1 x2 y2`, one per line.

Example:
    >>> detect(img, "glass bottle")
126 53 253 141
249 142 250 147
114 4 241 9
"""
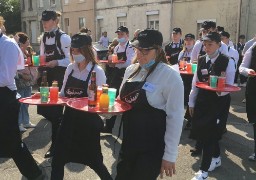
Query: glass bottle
41 71 48 87
88 71 97 107
99 84 109 110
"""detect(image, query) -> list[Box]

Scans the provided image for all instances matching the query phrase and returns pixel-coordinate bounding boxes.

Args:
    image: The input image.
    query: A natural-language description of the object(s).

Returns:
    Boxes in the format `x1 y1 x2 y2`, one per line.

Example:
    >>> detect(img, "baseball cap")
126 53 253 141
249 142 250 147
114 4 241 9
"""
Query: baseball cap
220 31 230 38
202 32 221 43
239 35 245 39
115 26 129 33
201 21 216 30
41 10 57 21
131 29 163 49
172 27 182 34
185 33 195 39
71 33 92 48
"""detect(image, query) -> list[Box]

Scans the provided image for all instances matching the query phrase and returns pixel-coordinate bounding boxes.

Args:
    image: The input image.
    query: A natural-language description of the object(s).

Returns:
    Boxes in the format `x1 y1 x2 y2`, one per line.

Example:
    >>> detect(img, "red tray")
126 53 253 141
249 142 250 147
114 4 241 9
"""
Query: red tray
180 70 194 75
19 96 69 106
196 82 241 92
99 60 126 64
66 97 132 114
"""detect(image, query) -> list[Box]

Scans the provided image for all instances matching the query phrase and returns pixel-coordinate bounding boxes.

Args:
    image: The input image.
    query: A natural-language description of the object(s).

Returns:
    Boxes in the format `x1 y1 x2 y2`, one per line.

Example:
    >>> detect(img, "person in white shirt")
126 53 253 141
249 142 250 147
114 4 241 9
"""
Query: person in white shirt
0 30 44 180
38 10 71 158
239 42 256 161
115 29 184 180
191 21 229 63
189 32 236 180
99 31 109 48
242 35 256 55
51 33 112 180
220 31 239 68
103 26 135 133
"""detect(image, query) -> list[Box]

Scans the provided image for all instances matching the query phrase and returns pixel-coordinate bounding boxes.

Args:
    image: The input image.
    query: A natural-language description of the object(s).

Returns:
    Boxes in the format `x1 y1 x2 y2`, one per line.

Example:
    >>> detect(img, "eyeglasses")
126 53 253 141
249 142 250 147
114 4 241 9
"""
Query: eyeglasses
135 47 156 56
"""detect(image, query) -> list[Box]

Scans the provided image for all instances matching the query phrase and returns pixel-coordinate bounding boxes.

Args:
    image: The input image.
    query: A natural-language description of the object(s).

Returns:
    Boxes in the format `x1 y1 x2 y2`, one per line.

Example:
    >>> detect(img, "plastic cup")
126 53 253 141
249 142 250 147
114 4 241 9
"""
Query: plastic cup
97 86 102 104
186 63 192 73
192 64 197 74
179 60 185 69
210 75 218 88
39 55 46 66
50 87 59 102
40 87 49 103
112 54 118 63
108 88 117 107
217 77 226 89
32 55 39 66
26 56 32 66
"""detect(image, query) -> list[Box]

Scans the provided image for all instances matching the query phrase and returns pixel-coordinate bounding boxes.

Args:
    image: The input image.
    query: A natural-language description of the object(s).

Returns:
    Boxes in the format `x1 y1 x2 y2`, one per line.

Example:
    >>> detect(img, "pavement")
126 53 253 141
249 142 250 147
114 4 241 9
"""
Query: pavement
0 86 256 180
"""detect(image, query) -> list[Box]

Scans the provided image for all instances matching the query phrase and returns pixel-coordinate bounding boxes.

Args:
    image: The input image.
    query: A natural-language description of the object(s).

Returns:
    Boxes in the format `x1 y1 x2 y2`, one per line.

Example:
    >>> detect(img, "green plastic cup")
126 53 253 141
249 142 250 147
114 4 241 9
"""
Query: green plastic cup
40 87 49 103
108 88 117 107
210 75 218 88
32 55 39 66
192 64 197 73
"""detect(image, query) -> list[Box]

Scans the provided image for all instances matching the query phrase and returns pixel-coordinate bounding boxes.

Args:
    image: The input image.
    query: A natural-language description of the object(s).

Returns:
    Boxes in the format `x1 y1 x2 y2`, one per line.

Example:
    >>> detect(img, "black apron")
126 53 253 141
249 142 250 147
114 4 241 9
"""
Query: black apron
107 42 129 96
54 64 104 163
190 54 230 141
165 40 183 65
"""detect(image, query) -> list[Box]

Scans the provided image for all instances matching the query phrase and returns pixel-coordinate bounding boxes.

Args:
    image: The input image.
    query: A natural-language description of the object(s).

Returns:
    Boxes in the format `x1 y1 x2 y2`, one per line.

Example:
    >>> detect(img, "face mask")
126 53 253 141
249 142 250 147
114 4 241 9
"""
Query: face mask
141 59 156 69
72 54 85 63
118 37 126 43
207 49 219 59
186 45 194 50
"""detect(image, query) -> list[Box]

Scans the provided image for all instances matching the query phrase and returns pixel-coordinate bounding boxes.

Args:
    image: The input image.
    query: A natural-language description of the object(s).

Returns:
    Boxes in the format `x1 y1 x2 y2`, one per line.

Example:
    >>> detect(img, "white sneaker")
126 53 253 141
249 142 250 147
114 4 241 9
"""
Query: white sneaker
19 125 27 132
208 156 221 171
191 170 208 180
23 123 36 128
248 153 256 161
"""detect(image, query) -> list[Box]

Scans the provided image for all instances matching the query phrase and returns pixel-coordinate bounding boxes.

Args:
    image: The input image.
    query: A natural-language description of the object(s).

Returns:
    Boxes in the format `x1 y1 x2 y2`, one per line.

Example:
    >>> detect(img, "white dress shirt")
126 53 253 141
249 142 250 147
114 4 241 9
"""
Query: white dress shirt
191 41 229 62
114 41 135 69
188 54 236 107
242 38 256 55
60 62 106 97
40 29 71 67
178 50 193 62
239 42 256 76
228 46 239 68
119 62 184 162
0 34 20 90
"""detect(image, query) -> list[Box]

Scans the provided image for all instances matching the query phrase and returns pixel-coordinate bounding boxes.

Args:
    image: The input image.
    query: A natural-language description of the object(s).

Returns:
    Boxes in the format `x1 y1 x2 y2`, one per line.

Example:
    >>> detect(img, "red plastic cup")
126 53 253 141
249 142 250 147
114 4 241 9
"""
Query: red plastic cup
26 56 32 66
217 77 226 89
50 87 59 102
179 60 185 69
186 63 192 73
112 54 118 62
40 55 46 66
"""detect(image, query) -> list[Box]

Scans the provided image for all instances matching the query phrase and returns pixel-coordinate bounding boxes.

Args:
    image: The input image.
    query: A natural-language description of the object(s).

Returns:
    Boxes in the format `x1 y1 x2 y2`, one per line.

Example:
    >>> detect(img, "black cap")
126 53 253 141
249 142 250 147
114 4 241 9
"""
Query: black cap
239 35 245 39
115 26 129 33
41 10 57 21
220 31 230 38
202 32 221 43
201 21 216 30
172 27 182 34
217 26 224 32
131 29 163 49
71 33 92 48
185 33 195 39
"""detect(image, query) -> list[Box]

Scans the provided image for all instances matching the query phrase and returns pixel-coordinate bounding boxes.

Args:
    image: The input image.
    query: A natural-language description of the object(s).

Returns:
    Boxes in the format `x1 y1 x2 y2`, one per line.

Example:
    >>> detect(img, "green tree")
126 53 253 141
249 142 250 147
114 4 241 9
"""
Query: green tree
0 0 21 34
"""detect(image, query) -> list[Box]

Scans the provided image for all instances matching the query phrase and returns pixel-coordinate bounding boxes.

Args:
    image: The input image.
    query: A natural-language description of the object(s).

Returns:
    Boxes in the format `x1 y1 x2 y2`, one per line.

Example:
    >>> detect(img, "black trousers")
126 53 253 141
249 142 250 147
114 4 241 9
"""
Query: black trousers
0 87 41 179
200 140 220 172
235 57 247 84
253 123 256 154
115 150 162 180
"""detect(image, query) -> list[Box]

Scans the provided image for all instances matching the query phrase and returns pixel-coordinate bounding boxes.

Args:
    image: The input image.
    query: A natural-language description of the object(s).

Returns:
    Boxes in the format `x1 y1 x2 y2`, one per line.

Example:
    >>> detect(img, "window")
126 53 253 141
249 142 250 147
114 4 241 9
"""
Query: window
38 0 43 8
147 15 159 30
79 17 86 29
64 0 69 4
50 0 56 6
64 18 69 34
117 17 127 28
28 0 33 11
22 0 25 11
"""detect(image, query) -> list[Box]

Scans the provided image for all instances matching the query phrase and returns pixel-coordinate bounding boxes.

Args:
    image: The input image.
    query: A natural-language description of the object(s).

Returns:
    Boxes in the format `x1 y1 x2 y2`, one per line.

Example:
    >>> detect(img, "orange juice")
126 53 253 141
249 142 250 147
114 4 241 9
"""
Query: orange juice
99 85 109 110
97 86 102 105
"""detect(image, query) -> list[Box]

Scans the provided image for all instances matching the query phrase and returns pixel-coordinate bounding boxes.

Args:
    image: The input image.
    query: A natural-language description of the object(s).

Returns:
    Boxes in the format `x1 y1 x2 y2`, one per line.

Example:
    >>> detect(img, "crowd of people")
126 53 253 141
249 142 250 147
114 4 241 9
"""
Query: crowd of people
0 9 256 180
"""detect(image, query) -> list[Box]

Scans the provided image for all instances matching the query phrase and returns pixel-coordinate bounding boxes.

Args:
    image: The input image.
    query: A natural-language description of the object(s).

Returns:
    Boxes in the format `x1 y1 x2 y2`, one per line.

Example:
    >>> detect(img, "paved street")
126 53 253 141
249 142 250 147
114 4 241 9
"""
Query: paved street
0 87 256 180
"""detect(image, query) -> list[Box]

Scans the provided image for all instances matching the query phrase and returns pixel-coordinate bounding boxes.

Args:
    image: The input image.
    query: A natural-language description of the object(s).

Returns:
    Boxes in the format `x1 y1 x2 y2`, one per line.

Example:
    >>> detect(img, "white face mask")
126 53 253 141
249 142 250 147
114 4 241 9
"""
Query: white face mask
72 54 85 63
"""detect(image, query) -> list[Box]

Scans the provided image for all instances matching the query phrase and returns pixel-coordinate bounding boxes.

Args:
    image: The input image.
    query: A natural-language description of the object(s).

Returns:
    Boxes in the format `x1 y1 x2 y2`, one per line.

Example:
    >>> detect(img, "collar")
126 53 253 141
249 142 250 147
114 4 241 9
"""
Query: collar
206 53 220 63
119 41 129 47
74 61 93 72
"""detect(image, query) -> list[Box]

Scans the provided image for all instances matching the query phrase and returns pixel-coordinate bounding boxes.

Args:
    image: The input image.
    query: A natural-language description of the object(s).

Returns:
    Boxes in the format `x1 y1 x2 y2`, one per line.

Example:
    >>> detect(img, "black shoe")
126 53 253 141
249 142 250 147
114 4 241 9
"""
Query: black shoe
190 148 202 157
101 126 112 134
222 127 228 134
44 148 53 158
184 121 192 130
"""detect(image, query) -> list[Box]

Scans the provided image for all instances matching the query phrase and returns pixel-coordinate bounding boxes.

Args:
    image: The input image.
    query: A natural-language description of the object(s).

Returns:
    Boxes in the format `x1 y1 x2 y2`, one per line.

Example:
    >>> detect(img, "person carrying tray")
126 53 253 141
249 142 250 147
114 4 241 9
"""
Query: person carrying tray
188 32 236 180
50 33 112 180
